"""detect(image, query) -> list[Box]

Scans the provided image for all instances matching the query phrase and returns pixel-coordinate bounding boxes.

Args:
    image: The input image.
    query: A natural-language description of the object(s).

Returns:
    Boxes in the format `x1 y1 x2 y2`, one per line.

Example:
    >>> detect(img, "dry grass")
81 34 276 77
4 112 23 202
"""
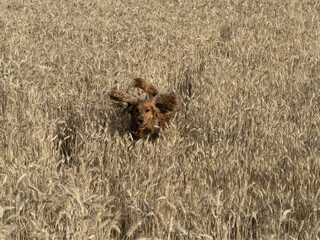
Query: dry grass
1 0 320 239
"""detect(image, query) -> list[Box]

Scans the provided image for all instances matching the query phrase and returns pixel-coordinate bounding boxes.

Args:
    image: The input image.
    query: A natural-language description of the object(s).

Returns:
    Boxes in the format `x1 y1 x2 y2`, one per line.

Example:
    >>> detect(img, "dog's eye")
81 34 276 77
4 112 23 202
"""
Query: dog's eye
145 109 150 113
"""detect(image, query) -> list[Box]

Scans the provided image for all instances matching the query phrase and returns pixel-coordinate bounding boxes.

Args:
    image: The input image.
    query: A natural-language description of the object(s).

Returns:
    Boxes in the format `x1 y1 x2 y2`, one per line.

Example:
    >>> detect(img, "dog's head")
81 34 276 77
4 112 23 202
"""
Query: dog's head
109 89 179 138
129 100 159 132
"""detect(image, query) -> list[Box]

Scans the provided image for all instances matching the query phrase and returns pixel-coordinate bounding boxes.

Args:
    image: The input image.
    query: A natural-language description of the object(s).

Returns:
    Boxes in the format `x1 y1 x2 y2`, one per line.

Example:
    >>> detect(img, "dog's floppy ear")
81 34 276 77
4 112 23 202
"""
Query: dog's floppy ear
152 92 180 114
108 88 137 109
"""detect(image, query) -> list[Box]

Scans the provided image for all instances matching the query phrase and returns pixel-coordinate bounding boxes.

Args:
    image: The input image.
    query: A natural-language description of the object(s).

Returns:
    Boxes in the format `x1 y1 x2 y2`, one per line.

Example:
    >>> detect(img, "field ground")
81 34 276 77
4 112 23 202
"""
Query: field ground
1 0 320 239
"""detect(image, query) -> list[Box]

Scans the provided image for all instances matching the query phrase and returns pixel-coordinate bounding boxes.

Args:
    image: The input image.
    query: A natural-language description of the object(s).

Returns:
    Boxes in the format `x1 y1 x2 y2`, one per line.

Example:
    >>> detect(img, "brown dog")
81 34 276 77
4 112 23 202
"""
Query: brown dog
109 78 180 140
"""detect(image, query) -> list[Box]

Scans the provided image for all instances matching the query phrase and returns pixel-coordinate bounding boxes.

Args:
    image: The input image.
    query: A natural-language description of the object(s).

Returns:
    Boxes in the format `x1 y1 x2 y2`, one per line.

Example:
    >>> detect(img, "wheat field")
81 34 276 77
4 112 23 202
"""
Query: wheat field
1 0 320 239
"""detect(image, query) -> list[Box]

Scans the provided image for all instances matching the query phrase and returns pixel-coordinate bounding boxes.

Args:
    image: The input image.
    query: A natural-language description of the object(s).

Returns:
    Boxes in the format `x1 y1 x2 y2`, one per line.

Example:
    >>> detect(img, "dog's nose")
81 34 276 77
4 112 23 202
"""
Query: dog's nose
138 118 144 124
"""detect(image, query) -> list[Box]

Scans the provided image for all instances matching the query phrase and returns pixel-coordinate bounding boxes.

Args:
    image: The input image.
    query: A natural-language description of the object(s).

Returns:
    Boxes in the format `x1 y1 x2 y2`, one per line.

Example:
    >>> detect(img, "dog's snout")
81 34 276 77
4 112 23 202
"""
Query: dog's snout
138 118 144 124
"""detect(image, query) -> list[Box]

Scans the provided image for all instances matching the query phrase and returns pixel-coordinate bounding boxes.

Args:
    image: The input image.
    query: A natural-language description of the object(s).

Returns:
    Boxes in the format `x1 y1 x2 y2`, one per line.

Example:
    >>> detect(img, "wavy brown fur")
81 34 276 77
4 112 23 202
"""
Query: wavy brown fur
133 78 159 97
109 78 180 139
153 93 180 114
109 88 137 108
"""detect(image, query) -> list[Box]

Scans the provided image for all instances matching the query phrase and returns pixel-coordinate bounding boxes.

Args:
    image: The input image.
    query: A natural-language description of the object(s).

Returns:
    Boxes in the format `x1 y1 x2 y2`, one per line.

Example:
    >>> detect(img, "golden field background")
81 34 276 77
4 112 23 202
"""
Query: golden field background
1 0 320 239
